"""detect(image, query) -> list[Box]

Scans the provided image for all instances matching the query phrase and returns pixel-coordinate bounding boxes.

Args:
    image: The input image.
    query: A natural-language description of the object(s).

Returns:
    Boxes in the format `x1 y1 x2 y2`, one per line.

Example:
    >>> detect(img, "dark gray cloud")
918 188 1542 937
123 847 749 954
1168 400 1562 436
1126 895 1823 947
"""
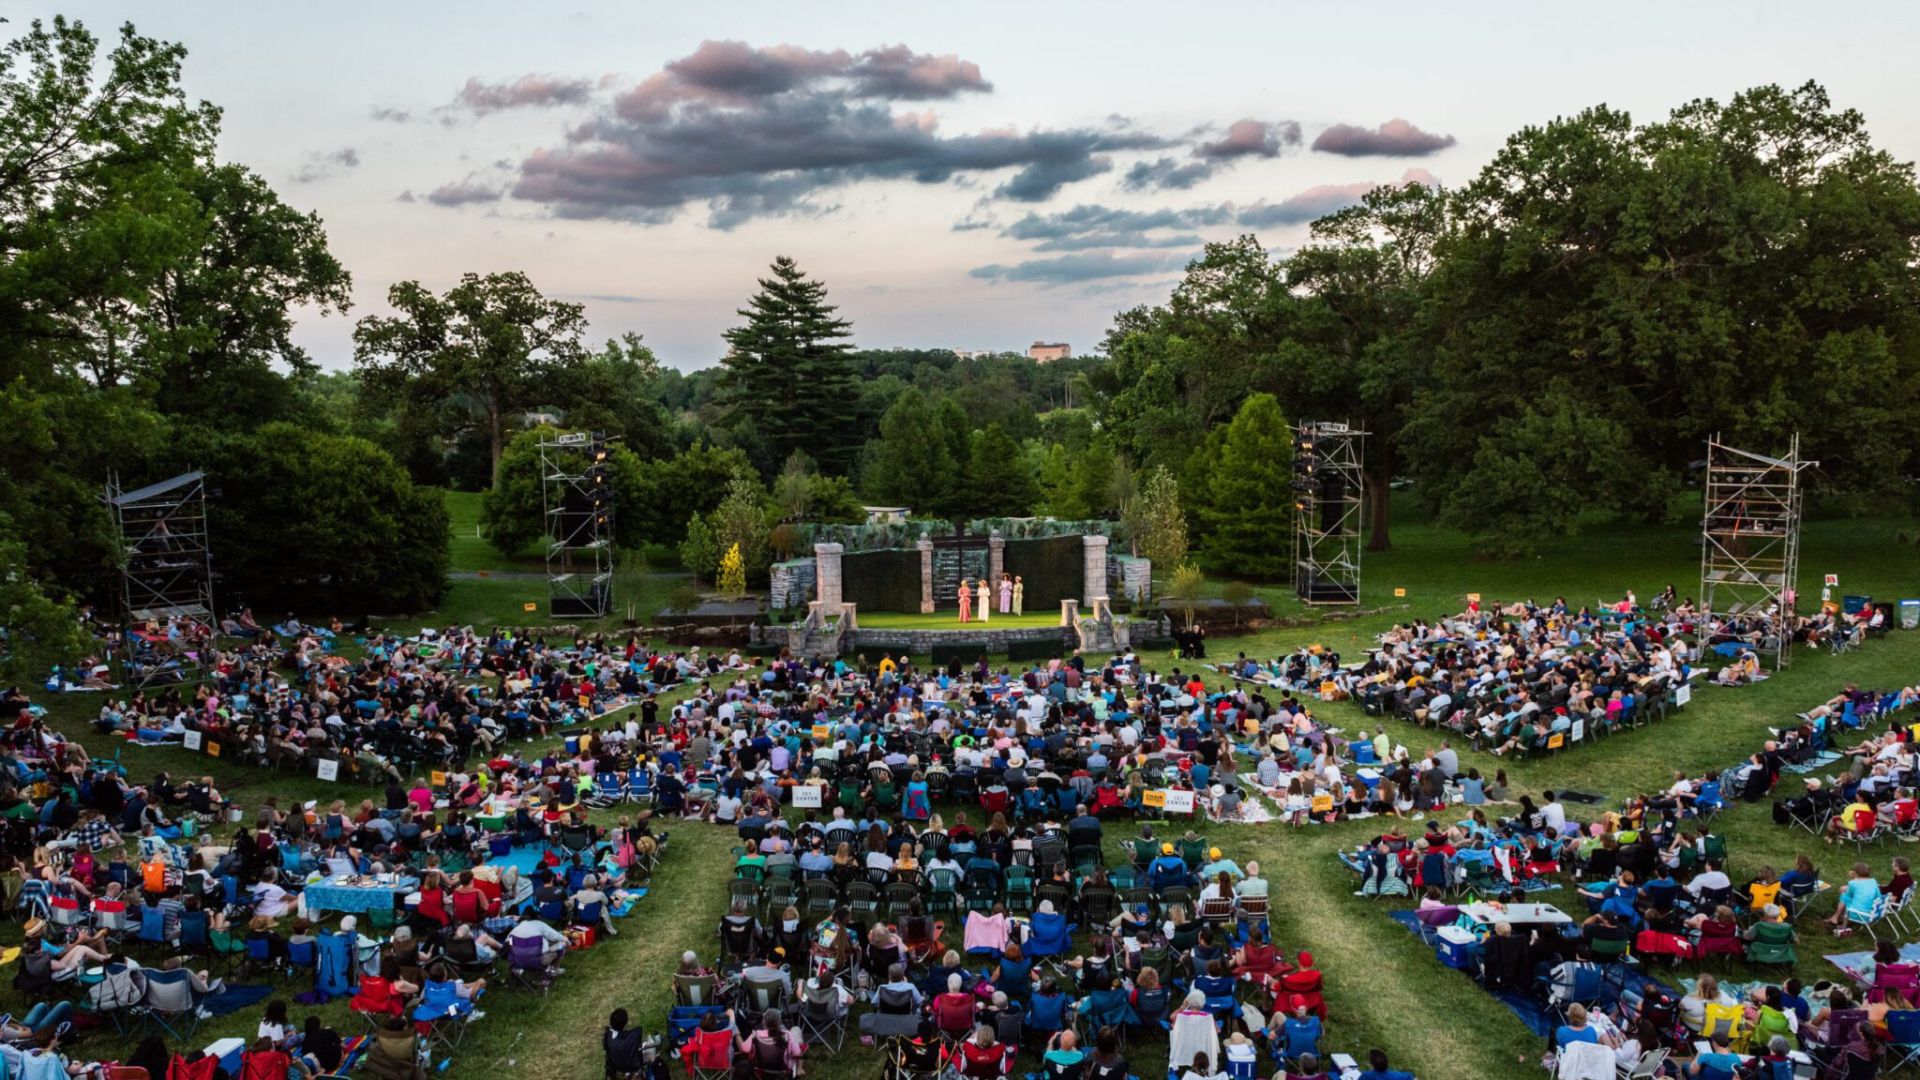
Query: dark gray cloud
1123 157 1214 191
505 41 1168 227
1311 118 1455 157
1195 119 1301 160
426 176 505 206
1004 204 1228 251
970 250 1188 285
294 147 361 183
454 74 597 115
1123 118 1301 191
369 106 412 123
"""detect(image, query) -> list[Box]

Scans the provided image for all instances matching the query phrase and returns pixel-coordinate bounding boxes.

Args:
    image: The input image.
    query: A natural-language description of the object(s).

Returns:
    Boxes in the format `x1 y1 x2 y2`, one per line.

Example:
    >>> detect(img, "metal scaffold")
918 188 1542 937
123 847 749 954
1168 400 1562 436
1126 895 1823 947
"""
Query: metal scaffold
1700 434 1814 668
105 471 216 686
1292 421 1367 605
541 431 616 618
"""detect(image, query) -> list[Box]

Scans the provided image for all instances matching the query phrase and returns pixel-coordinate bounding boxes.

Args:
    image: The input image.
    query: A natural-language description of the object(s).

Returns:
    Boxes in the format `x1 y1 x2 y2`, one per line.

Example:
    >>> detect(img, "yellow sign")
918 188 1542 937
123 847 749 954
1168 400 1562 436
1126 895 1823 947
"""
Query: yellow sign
206 741 221 758
1466 593 1481 602
1394 588 1406 598
1141 790 1168 808
812 724 830 742
523 602 538 612
431 771 448 787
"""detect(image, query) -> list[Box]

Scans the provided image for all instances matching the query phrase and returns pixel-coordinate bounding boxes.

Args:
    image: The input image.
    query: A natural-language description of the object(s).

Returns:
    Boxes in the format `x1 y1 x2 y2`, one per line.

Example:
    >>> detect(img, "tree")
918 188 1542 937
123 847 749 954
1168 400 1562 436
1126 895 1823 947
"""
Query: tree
0 523 92 684
1406 81 1920 550
1201 393 1294 578
679 514 718 582
1166 563 1206 630
709 472 773 580
353 271 589 485
629 441 754 546
954 424 1039 519
1221 579 1254 628
716 543 747 601
1131 465 1189 577
718 256 857 473
861 388 953 511
480 426 647 559
1280 179 1449 551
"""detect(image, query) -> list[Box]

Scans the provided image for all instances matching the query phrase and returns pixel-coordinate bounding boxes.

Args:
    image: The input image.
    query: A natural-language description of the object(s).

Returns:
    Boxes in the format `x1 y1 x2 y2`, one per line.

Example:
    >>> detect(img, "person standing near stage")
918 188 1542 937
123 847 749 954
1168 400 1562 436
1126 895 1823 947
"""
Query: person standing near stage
1013 576 1024 616
977 578 991 623
999 574 1013 615
958 580 972 623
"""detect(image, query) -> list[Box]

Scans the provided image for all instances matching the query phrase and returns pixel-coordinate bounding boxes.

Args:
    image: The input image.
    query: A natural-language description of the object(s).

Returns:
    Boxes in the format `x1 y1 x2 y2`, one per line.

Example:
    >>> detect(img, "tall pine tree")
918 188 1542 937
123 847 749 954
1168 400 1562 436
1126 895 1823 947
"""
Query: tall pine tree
719 256 857 473
1202 393 1294 579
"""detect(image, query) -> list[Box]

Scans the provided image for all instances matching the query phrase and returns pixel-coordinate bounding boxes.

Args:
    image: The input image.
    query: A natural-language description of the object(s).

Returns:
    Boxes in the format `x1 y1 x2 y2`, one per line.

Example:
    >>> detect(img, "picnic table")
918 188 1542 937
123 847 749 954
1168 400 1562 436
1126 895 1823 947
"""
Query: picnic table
302 873 418 916
1457 902 1573 929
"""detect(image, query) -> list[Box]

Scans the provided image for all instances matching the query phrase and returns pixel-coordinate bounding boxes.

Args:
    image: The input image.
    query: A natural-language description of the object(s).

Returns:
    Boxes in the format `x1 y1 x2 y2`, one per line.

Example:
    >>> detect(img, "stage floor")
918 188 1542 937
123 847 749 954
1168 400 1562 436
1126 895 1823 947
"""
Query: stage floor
855 610 1063 631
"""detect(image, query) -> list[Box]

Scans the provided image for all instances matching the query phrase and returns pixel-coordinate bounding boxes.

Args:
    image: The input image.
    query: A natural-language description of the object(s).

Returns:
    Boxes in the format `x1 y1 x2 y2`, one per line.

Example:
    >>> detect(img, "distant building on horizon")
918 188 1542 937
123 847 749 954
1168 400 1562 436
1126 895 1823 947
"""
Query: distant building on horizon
1028 341 1071 362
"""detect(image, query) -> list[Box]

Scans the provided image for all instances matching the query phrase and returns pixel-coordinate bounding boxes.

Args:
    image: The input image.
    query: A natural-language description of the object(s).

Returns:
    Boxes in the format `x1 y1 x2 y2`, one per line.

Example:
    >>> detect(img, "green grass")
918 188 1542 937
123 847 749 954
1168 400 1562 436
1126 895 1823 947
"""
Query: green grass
444 490 542 574
856 609 1065 630
14 498 1918 1080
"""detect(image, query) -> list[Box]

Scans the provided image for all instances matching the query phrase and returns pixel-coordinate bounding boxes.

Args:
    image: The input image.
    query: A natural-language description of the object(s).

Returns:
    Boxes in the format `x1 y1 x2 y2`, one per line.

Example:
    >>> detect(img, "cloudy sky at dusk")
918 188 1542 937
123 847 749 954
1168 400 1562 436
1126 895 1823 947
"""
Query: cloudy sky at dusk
22 1 1920 370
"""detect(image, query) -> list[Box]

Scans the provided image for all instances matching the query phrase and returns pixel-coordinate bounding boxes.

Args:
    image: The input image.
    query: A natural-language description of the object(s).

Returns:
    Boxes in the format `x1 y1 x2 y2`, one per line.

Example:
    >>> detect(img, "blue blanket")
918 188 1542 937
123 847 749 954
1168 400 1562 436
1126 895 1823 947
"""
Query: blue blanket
202 983 274 1017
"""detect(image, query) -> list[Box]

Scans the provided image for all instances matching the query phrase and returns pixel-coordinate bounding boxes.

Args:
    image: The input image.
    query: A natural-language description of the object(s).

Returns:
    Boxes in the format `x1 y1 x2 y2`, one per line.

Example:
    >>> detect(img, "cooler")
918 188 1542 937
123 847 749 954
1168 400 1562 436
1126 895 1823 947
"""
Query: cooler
1434 925 1478 970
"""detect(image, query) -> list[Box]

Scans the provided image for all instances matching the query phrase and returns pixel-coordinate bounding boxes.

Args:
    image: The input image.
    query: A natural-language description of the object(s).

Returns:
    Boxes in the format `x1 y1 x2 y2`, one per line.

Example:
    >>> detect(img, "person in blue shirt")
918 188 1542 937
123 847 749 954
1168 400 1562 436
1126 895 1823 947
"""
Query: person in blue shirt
1688 1033 1743 1078
1274 1004 1322 1064
1554 1002 1602 1050
1357 1048 1414 1080
1147 845 1191 891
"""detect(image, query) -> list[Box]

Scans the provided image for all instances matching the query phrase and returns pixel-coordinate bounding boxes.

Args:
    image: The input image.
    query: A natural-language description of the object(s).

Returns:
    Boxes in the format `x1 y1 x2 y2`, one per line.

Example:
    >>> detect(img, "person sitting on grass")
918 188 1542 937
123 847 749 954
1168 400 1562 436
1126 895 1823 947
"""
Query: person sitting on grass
1355 1048 1414 1080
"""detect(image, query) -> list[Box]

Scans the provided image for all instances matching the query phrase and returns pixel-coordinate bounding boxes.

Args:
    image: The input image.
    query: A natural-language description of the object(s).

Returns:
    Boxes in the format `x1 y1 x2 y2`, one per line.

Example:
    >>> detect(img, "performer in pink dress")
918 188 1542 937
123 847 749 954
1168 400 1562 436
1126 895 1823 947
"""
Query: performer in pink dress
957 579 972 623
998 573 1013 614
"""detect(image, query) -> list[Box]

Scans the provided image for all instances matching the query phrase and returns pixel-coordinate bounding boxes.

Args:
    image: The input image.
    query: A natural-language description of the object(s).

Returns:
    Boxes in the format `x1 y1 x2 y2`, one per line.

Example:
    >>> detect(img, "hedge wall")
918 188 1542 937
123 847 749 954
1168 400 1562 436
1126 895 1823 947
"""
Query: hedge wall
841 549 924 613
1003 535 1083 612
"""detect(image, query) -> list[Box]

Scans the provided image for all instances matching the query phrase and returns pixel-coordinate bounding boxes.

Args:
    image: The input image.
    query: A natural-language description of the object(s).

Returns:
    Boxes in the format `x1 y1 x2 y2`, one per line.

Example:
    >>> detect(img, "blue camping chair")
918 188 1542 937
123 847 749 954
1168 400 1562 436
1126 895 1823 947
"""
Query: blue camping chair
1027 910 1072 958
316 931 357 999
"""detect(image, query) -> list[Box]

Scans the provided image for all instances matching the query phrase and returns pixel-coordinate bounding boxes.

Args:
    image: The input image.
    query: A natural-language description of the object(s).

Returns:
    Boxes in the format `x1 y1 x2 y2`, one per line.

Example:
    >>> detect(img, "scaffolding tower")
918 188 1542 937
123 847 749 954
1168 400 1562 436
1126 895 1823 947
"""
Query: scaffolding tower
541 431 615 618
1292 421 1367 605
105 471 215 687
1700 434 1813 668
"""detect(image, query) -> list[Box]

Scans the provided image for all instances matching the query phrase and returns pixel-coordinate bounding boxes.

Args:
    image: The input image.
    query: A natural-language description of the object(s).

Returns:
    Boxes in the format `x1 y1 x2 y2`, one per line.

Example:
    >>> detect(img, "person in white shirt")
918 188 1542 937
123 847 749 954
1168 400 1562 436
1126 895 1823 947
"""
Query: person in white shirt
1539 794 1567 837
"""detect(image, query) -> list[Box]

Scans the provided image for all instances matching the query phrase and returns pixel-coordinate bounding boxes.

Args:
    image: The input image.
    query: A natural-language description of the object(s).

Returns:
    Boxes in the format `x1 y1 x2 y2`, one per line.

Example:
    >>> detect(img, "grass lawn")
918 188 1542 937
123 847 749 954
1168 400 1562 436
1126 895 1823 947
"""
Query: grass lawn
14 498 1917 1080
856 609 1066 630
444 490 544 574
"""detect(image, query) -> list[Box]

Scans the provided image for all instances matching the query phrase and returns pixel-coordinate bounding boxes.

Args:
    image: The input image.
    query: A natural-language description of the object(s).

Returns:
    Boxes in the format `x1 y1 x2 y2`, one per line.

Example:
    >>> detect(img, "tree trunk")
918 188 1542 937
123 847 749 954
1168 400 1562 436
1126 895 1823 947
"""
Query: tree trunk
1365 457 1393 553
488 404 505 489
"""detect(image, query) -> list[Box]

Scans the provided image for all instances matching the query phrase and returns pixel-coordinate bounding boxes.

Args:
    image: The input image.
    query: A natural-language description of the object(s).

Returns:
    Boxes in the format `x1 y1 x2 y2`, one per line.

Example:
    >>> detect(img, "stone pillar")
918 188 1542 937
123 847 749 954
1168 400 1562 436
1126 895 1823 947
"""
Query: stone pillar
1059 599 1079 626
1081 534 1108 608
814 543 844 616
841 603 858 630
988 531 1005 603
917 536 935 614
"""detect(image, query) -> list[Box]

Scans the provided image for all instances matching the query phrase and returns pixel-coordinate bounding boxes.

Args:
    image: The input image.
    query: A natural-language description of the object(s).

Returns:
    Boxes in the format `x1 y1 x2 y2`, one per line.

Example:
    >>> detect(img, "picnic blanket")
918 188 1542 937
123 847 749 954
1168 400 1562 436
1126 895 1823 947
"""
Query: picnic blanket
201 983 274 1017
1827 942 1920 985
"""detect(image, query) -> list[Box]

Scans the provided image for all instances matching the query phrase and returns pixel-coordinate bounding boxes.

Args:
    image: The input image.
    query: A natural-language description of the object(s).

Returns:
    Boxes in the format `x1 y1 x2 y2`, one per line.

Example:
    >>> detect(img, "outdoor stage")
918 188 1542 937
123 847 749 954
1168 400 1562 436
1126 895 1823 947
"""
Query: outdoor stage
853 610 1064 632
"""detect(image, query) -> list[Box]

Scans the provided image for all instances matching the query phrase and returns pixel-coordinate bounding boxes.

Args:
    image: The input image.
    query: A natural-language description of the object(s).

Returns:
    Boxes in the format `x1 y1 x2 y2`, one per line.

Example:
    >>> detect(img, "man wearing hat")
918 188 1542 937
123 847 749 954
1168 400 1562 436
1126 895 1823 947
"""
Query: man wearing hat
1146 843 1190 892
1199 847 1243 883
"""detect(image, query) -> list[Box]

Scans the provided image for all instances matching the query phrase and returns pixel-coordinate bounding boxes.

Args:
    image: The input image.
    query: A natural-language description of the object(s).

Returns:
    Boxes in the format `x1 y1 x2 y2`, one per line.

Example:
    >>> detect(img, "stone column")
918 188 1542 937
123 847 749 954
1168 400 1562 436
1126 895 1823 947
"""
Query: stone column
814 543 844 616
1059 599 1079 626
988 531 1005 603
1081 534 1109 608
917 536 935 614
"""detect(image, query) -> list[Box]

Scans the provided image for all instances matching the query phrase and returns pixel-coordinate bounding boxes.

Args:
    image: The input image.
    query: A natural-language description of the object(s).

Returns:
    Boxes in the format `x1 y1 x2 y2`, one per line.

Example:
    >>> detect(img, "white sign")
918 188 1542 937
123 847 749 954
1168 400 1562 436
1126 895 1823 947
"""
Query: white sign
1674 684 1692 708
1825 574 1839 587
553 432 590 446
1161 789 1197 814
791 784 822 809
316 759 340 782
182 730 203 751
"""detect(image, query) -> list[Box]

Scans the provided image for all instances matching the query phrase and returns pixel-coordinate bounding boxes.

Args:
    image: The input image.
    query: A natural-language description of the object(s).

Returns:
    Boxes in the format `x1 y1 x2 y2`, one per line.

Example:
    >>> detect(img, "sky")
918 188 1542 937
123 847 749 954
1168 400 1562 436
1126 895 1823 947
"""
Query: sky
22 1 1920 371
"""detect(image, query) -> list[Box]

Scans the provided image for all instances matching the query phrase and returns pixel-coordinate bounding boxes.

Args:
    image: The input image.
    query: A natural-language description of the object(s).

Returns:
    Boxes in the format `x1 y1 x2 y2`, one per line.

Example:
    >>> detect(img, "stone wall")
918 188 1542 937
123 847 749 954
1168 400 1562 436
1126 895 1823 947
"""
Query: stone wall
845 625 1074 656
1110 555 1152 604
769 558 815 611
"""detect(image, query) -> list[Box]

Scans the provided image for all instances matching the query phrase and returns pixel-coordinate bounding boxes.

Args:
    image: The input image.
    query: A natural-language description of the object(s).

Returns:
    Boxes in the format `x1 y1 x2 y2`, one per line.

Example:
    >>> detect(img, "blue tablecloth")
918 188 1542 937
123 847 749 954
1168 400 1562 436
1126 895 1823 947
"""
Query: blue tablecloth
303 876 417 916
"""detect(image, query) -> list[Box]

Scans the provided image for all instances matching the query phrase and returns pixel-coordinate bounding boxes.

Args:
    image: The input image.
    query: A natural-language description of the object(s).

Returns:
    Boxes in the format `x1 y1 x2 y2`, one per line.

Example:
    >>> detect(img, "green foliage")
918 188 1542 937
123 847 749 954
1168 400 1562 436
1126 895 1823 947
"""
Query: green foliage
1165 562 1206 628
1221 579 1254 627
629 441 755 546
557 333 673 462
709 472 773 579
667 582 703 614
1132 465 1189 576
1200 393 1294 578
719 256 858 474
861 388 953 512
480 427 646 559
184 423 447 612
678 515 718 583
953 424 1039 519
0 522 91 684
353 271 589 483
